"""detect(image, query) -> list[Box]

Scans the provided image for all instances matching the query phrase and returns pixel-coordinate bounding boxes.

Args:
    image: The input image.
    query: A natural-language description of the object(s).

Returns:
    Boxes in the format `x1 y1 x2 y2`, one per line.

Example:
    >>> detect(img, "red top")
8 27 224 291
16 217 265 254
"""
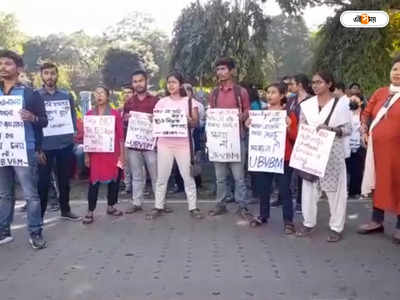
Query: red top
86 108 124 184
74 118 84 144
123 92 158 118
208 83 250 137
285 111 298 162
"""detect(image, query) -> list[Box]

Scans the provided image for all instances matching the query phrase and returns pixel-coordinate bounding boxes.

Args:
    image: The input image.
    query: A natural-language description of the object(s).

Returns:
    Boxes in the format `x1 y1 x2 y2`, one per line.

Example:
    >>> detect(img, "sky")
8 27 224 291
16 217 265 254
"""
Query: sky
2 0 335 37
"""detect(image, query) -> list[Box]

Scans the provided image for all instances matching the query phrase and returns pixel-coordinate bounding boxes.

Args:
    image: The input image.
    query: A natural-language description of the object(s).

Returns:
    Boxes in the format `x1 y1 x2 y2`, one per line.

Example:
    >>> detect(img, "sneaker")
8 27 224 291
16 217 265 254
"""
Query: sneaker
29 232 47 249
19 203 27 212
60 211 81 221
125 205 143 214
295 203 302 214
0 229 13 245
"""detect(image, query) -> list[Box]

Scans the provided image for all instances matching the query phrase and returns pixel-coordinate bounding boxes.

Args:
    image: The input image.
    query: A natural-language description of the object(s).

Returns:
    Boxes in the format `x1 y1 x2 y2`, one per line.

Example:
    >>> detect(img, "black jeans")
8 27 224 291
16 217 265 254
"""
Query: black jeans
88 180 119 212
372 207 400 229
38 144 73 217
255 163 293 223
348 147 366 196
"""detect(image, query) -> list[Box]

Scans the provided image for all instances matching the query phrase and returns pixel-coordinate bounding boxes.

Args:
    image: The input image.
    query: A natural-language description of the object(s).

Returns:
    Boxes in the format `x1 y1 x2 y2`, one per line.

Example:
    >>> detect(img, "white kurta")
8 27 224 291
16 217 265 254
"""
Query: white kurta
300 96 352 233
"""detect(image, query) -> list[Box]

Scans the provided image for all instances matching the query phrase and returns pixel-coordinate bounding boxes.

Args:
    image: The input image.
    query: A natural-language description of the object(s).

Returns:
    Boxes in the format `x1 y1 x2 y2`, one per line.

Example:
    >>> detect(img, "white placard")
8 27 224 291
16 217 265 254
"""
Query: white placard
206 108 241 162
289 124 336 177
248 110 287 173
153 108 188 137
43 100 74 137
0 96 28 167
125 111 156 150
83 115 115 152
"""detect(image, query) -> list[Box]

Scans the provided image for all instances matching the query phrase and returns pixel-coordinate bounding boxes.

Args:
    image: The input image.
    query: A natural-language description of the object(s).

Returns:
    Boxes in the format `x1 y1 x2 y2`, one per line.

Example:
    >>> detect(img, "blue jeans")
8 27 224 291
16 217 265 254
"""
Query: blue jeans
0 150 43 235
214 140 248 208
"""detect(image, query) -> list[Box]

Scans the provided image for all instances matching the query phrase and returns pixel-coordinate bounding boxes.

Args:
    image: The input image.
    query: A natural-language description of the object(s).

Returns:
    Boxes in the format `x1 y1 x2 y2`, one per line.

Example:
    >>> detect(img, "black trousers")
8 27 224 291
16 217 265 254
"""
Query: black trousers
372 207 400 229
88 180 119 212
348 147 366 196
255 164 293 223
38 144 73 217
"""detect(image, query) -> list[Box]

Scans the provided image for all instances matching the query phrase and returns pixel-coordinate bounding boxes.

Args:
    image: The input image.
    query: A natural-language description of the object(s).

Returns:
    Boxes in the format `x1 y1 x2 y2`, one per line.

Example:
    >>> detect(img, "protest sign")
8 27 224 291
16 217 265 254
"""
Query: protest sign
248 110 287 173
289 124 336 177
83 115 115 152
206 108 240 162
153 108 187 137
0 96 28 167
125 111 156 150
42 100 74 137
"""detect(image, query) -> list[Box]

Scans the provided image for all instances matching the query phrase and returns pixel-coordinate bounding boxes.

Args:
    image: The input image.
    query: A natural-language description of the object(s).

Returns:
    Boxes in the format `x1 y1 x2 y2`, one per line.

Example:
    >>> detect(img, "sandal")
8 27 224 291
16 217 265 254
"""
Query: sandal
357 222 384 234
163 206 174 214
392 229 400 245
106 208 123 217
190 208 204 219
296 225 316 237
82 214 94 225
145 208 163 220
327 230 342 243
249 216 267 227
284 223 296 235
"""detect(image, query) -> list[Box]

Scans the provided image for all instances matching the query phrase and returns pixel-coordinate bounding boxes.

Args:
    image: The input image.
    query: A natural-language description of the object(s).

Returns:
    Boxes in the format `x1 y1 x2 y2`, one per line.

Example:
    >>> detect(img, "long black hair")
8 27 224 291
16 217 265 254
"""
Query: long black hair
294 73 313 95
165 71 187 97
265 82 288 105
314 71 336 92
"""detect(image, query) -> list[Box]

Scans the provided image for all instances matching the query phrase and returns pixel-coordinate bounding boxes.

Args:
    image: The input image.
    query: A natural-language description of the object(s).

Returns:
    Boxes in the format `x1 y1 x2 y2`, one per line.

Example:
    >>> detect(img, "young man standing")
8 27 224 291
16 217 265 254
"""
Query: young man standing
208 58 251 218
123 70 158 213
0 50 48 249
37 63 80 220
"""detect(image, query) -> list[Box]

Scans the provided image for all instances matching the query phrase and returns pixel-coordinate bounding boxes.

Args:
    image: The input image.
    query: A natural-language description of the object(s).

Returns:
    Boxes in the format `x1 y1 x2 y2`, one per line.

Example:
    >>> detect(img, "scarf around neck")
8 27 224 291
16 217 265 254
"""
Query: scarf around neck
389 84 400 93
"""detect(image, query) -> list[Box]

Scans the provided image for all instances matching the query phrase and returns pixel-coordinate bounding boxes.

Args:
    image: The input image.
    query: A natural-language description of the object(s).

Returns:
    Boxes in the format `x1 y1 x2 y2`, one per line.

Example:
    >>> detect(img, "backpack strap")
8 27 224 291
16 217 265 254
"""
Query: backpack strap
324 97 339 126
188 96 195 165
233 84 243 112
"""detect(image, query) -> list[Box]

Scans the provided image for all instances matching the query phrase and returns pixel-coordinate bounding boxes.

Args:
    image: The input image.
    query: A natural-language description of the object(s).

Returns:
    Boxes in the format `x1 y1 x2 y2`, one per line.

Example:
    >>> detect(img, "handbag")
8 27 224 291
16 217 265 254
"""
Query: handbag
188 96 202 177
295 97 339 182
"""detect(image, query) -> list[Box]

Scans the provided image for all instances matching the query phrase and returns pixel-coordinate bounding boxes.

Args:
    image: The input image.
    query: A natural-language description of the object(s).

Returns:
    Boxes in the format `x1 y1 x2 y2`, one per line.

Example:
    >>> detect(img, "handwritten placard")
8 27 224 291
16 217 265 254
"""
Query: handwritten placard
153 108 187 137
83 115 115 152
206 108 241 162
289 124 336 177
0 96 28 167
43 100 74 137
125 111 156 150
248 110 287 173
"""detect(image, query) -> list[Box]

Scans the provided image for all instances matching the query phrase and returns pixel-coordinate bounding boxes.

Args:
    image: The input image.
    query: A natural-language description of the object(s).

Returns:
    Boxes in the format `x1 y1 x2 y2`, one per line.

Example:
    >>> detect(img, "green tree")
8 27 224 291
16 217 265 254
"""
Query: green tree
102 48 143 91
312 0 400 96
0 12 25 53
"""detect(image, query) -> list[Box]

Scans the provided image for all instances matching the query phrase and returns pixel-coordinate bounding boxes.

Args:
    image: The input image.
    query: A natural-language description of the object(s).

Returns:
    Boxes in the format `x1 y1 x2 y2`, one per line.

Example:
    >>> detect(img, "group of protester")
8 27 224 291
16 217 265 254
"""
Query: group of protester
0 49 399 250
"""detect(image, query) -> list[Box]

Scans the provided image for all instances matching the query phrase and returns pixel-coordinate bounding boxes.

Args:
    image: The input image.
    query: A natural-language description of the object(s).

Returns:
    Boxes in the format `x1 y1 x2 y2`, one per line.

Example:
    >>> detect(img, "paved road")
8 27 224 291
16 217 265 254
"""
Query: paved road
1 187 400 300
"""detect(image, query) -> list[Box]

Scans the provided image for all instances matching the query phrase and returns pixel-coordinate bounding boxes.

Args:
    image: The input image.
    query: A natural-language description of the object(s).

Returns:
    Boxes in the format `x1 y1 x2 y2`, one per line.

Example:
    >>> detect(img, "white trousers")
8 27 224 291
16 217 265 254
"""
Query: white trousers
301 167 347 233
155 144 197 211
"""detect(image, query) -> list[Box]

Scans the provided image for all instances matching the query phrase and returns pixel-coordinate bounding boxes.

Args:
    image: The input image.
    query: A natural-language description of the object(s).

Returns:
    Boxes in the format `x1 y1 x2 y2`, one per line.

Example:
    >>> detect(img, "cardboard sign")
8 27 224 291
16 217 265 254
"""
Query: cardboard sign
125 111 156 150
248 110 287 173
153 108 188 137
43 100 74 137
83 115 115 152
206 108 241 162
0 96 28 167
289 124 336 177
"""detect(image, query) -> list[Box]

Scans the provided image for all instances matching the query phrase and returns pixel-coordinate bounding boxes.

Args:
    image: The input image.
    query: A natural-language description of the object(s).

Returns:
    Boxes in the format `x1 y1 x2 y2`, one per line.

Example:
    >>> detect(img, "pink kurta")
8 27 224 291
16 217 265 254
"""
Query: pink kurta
86 108 123 183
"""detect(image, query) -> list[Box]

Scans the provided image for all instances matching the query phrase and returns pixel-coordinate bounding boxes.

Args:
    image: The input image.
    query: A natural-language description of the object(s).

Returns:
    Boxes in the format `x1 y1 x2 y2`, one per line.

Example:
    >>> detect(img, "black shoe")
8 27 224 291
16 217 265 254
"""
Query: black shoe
249 216 268 227
125 205 143 214
0 229 13 245
271 200 282 207
29 232 47 250
60 211 81 221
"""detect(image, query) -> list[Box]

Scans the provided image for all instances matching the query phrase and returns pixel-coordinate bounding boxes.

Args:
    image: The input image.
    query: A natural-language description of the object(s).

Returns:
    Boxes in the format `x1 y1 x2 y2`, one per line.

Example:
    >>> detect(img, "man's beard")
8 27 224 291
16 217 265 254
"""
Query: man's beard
135 86 147 94
45 80 56 87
